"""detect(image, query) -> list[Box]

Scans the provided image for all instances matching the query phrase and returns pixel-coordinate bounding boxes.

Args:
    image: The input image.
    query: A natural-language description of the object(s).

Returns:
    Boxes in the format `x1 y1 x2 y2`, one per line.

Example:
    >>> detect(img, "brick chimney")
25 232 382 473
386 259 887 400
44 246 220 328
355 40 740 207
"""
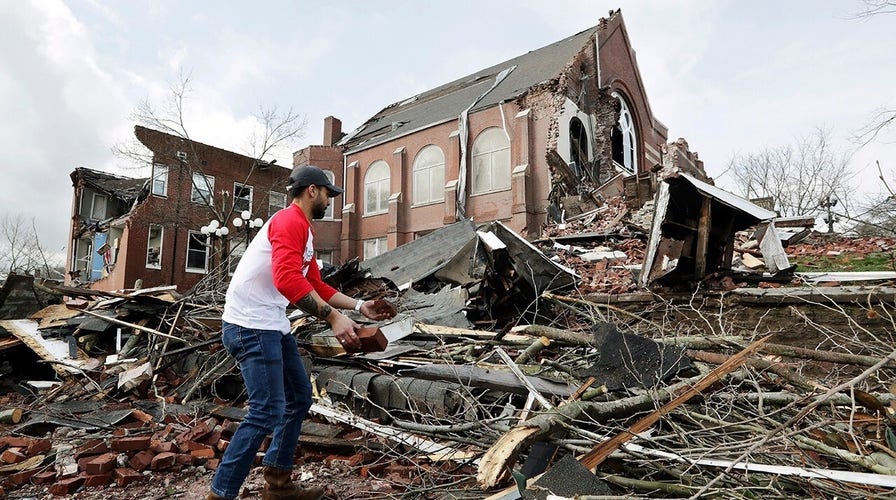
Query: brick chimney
323 116 342 147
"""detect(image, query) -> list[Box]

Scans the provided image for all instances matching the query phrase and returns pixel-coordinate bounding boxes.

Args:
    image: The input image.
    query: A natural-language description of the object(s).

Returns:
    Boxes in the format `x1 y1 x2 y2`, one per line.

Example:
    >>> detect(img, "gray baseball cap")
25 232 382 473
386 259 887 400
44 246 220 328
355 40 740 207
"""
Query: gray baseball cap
287 165 343 196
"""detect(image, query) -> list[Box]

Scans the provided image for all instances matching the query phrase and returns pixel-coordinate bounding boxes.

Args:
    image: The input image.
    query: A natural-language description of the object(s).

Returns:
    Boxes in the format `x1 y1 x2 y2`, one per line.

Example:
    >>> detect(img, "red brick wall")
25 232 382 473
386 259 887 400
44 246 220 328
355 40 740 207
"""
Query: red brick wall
87 127 293 293
597 14 668 172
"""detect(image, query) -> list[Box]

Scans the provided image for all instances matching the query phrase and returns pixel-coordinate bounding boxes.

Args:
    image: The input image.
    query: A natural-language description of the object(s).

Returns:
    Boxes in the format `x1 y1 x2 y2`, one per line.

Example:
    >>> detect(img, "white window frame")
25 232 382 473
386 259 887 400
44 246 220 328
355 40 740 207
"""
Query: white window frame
613 92 638 174
471 127 511 195
90 193 108 220
185 230 209 273
146 225 163 269
191 173 215 205
322 170 336 219
412 145 445 206
269 191 287 217
152 164 169 197
233 182 253 215
363 237 388 260
364 161 390 216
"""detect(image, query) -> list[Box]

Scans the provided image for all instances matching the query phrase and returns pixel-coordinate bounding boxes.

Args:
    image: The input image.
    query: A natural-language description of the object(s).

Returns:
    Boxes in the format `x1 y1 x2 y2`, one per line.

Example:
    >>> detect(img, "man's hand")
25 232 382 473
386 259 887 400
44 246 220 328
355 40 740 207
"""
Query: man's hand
330 312 361 351
359 299 398 321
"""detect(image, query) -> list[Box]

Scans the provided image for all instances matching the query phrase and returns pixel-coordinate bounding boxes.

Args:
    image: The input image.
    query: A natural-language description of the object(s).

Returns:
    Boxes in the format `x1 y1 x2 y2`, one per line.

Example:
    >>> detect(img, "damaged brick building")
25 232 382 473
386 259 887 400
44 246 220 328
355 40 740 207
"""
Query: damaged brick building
66 126 292 291
296 9 707 264
65 9 709 292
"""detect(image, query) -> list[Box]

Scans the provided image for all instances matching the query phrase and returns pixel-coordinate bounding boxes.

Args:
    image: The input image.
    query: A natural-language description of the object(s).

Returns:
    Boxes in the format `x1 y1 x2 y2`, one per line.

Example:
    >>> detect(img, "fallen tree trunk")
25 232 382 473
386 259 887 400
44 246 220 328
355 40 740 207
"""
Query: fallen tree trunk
476 369 711 488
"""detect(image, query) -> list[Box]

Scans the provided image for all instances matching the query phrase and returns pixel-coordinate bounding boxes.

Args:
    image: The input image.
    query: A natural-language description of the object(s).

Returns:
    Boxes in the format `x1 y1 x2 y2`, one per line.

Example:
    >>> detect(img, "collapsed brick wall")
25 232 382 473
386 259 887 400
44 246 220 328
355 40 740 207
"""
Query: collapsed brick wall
662 138 708 181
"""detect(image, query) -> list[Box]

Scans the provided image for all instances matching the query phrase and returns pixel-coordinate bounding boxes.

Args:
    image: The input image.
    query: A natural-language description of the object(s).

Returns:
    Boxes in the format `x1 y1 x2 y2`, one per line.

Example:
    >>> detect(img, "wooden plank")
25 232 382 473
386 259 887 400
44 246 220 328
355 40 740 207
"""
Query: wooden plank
695 195 711 276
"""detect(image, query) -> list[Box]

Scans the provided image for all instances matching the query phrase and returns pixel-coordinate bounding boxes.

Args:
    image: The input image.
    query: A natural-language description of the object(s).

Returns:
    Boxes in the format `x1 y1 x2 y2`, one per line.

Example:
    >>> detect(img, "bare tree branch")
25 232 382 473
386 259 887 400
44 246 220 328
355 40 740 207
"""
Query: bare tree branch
727 127 855 218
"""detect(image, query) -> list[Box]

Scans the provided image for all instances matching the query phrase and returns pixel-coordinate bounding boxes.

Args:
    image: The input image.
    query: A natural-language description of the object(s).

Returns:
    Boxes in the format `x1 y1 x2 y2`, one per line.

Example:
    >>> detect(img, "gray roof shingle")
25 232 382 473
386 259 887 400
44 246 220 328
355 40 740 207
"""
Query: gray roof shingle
342 25 601 153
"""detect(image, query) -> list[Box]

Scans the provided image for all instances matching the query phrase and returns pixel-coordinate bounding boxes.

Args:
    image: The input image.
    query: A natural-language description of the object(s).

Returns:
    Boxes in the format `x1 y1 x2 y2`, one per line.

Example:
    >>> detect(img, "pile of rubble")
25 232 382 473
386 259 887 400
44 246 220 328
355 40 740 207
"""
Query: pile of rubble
4 194 896 498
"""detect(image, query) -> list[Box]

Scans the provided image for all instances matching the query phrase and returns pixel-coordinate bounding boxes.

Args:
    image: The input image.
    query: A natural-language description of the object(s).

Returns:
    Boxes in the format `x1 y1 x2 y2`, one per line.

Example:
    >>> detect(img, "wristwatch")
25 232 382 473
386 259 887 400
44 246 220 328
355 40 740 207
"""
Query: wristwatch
354 299 364 312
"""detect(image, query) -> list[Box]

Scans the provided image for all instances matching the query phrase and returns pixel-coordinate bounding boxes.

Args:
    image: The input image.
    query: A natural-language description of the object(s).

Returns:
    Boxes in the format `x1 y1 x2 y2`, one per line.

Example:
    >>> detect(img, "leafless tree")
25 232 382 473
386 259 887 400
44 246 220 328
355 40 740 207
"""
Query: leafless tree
113 72 306 223
727 127 855 219
851 0 896 18
849 2 896 146
0 214 63 278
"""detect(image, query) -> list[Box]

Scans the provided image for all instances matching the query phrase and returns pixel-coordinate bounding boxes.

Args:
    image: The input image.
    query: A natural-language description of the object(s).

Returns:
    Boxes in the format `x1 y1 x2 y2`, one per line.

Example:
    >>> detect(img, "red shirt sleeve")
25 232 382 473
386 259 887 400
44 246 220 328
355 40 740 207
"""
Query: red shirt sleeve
269 206 338 304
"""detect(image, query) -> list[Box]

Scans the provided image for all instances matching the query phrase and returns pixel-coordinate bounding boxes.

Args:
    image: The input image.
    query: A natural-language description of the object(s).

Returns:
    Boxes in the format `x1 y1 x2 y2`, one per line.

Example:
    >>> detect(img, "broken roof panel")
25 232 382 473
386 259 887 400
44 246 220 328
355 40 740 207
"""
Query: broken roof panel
71 167 148 202
361 219 478 288
680 173 776 221
340 25 601 153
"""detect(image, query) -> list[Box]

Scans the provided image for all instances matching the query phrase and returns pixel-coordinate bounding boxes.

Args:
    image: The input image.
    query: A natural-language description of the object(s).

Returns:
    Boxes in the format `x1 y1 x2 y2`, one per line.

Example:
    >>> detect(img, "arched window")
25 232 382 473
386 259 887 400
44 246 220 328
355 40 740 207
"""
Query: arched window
471 127 511 194
412 145 445 205
364 161 390 215
611 93 637 174
322 169 336 219
569 117 590 179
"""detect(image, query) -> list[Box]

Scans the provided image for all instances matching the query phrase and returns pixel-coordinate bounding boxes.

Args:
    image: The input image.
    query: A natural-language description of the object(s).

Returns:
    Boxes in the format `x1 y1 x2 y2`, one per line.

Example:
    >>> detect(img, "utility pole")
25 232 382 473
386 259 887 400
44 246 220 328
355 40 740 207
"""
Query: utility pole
820 195 838 234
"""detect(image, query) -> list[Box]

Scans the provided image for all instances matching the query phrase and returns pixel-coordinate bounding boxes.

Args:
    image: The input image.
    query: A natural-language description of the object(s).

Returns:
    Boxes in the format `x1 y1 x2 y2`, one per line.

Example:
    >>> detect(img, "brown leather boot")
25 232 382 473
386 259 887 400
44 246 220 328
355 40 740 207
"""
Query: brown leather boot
262 466 325 500
207 493 229 500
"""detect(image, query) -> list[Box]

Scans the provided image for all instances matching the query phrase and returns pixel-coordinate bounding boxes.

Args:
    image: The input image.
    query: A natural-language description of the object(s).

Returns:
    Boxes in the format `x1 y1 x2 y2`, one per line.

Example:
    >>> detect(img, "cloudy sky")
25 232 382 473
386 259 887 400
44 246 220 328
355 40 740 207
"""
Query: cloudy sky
1 0 894 264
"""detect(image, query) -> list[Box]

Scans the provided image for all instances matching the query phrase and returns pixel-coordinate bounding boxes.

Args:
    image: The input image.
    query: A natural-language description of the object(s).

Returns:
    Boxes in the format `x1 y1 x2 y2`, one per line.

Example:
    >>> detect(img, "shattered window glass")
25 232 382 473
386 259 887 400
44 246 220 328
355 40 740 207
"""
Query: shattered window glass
233 182 253 214
186 231 208 272
612 93 638 174
146 225 163 269
191 173 214 204
471 127 510 194
364 161 390 215
412 145 445 205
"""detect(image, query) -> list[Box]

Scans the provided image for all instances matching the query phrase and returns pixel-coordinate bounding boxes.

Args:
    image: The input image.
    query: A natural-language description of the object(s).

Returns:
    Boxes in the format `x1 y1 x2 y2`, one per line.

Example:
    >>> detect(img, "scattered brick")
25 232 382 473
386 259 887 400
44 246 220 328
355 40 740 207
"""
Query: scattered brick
33 470 58 485
175 453 194 466
82 472 112 487
216 439 230 452
177 420 211 444
202 430 222 447
6 468 39 485
152 440 175 454
190 447 216 460
150 451 177 470
0 436 32 448
131 409 154 423
1 447 26 464
85 452 118 475
48 476 85 496
113 467 143 487
205 458 220 470
76 439 109 458
27 438 52 456
128 449 155 471
111 436 151 452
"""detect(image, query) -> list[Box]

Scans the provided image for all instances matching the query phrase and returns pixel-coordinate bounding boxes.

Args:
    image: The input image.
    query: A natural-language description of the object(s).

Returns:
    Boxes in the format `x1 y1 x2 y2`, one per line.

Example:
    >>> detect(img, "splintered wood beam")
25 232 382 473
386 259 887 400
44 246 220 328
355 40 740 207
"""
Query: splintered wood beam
695 195 711 277
79 308 186 342
578 333 773 470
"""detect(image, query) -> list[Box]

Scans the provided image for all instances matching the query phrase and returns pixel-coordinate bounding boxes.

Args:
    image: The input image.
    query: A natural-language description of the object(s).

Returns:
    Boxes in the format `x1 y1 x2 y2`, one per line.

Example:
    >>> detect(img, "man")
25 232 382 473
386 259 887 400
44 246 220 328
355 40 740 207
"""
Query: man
208 165 392 500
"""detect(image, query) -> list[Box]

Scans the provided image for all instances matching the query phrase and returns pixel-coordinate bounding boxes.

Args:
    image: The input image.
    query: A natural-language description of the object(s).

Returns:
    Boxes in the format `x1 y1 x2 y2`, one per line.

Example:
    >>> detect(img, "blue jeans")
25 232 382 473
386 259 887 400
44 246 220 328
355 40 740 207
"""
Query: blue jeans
210 322 313 499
